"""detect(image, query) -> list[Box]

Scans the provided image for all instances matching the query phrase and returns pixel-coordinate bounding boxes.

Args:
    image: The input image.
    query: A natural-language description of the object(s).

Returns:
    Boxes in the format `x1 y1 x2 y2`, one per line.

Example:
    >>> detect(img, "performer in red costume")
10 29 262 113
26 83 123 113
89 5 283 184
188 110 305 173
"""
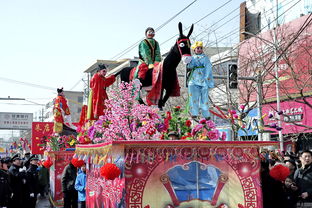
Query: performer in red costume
87 64 116 120
53 87 71 133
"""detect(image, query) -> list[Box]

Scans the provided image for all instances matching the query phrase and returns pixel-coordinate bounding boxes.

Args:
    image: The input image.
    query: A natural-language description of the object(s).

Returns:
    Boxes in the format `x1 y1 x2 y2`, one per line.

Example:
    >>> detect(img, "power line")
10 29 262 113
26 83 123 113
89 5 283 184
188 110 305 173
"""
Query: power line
0 76 55 91
159 0 233 47
110 0 199 60
204 0 302 47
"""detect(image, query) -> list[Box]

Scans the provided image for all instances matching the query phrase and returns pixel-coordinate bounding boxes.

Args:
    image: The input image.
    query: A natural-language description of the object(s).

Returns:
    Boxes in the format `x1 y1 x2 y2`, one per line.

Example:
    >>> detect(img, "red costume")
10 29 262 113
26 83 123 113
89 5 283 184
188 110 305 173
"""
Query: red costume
87 73 116 120
53 95 70 133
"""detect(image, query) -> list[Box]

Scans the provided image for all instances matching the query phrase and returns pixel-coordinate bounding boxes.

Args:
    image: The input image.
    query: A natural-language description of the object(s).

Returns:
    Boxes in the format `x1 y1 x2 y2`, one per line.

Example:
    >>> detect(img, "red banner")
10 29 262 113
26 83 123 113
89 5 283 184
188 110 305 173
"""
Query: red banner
31 122 54 154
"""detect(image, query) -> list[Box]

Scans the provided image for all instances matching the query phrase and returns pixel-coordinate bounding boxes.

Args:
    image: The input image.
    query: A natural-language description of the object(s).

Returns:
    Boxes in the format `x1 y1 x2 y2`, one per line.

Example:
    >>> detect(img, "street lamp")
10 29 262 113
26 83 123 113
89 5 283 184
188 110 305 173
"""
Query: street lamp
241 31 283 149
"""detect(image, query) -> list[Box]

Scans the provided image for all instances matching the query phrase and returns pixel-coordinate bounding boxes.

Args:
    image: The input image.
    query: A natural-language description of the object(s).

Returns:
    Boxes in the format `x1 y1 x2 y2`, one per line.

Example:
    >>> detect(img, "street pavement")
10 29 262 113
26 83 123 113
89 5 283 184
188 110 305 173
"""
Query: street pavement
36 196 51 208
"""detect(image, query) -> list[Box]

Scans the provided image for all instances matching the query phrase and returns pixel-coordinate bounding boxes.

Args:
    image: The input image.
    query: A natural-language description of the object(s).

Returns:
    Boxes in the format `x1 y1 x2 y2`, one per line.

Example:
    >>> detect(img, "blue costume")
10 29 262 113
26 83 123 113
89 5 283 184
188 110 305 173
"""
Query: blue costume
187 48 214 119
75 169 86 207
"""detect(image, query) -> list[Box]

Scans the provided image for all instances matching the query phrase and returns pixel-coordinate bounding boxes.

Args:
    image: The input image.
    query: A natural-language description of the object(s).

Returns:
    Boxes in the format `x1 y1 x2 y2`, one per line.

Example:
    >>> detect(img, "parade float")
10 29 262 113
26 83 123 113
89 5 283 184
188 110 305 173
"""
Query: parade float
32 121 78 207
70 81 278 208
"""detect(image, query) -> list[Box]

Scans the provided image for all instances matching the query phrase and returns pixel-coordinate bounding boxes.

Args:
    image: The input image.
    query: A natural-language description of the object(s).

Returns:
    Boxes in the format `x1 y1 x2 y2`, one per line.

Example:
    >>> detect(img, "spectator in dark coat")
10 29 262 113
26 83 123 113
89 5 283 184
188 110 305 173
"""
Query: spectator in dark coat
0 157 13 207
294 150 312 202
62 160 78 208
8 154 28 208
261 161 288 208
38 159 49 198
26 155 40 208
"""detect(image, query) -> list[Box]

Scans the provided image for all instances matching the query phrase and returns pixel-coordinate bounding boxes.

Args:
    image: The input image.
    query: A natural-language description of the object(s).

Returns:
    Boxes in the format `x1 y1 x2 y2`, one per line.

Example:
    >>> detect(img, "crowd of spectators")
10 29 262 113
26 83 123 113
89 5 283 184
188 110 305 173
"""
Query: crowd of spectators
260 149 312 208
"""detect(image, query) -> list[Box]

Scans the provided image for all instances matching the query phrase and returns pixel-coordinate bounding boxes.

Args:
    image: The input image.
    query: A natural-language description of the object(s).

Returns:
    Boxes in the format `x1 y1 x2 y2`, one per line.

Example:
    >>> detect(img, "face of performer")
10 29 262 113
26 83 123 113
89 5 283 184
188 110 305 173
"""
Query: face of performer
99 69 107 77
146 29 155 39
194 46 203 55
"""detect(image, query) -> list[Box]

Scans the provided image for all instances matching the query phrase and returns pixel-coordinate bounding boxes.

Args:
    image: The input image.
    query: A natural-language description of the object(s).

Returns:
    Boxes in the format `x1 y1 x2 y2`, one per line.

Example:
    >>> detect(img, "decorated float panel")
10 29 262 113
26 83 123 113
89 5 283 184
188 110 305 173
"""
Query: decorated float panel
75 140 277 208
45 150 75 207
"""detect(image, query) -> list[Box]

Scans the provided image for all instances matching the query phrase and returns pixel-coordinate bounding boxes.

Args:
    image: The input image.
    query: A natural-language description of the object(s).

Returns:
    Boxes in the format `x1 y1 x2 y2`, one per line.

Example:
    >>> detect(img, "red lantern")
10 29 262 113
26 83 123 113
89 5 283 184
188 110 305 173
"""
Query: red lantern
71 158 85 168
100 163 121 180
269 164 290 181
43 159 53 169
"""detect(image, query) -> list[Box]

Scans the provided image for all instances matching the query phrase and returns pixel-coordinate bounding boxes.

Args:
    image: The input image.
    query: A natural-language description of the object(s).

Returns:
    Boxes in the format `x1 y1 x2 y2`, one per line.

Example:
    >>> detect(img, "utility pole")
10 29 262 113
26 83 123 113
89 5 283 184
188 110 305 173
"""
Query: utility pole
274 0 284 151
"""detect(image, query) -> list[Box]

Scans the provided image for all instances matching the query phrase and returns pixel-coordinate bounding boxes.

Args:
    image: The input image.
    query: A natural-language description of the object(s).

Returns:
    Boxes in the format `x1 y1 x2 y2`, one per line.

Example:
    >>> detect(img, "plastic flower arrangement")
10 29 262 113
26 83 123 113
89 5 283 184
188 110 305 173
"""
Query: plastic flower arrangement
163 106 192 140
86 80 164 143
191 118 226 141
39 134 77 151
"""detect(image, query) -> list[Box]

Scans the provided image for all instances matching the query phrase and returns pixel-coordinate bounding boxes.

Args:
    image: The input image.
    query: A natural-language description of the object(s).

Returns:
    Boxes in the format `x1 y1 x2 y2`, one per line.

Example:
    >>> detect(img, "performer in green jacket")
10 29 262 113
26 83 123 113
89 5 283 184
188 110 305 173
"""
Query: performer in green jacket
134 27 161 81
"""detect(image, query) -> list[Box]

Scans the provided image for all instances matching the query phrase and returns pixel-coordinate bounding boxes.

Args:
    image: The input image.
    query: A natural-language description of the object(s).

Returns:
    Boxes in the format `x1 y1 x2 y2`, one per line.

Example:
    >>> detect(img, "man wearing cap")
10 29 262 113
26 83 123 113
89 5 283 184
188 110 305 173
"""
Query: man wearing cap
8 154 28 207
87 64 116 120
26 155 40 208
0 157 12 208
133 27 161 81
186 41 214 120
53 87 71 133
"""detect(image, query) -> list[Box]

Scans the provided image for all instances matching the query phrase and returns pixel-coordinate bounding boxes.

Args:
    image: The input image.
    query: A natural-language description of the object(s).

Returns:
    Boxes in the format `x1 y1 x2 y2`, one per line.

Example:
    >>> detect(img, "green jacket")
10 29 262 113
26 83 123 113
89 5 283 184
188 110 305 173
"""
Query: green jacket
139 38 161 65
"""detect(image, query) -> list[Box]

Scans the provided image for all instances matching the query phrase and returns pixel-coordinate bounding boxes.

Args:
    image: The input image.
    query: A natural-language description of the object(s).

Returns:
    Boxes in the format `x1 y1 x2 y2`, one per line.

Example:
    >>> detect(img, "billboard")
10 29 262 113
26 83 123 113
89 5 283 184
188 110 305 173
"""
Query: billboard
238 14 312 102
0 112 33 130
262 97 312 134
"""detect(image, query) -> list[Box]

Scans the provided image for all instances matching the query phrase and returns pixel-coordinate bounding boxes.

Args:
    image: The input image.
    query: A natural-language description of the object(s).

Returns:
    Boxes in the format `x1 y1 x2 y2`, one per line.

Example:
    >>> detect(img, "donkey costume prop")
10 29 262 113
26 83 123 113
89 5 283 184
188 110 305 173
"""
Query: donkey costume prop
119 22 194 109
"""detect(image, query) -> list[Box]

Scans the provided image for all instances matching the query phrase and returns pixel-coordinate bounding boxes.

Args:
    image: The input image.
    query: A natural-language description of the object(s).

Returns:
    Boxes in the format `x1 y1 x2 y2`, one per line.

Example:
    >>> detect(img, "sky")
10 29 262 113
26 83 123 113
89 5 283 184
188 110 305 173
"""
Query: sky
0 0 244 139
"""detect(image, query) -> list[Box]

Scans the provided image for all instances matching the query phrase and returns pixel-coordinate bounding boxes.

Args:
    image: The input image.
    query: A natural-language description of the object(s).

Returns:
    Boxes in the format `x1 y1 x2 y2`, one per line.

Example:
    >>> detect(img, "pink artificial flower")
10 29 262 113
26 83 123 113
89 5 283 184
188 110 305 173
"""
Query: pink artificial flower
207 129 220 140
240 105 245 110
191 124 203 136
205 120 216 129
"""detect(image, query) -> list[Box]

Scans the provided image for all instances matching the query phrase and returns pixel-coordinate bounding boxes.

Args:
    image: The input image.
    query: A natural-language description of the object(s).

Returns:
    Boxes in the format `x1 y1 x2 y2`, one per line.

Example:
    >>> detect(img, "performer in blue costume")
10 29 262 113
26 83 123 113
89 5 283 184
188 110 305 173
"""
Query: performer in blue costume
186 41 214 120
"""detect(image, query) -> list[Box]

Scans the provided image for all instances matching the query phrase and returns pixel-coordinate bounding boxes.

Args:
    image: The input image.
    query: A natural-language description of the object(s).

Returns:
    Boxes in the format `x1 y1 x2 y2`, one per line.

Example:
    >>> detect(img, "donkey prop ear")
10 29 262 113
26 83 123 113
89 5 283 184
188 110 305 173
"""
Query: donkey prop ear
178 22 183 36
187 24 194 38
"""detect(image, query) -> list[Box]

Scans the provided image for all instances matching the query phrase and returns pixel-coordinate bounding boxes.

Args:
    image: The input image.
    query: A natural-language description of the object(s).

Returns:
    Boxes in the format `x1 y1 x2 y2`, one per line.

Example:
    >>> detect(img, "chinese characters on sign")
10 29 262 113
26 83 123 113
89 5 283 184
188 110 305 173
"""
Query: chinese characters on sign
0 112 33 129
31 122 54 154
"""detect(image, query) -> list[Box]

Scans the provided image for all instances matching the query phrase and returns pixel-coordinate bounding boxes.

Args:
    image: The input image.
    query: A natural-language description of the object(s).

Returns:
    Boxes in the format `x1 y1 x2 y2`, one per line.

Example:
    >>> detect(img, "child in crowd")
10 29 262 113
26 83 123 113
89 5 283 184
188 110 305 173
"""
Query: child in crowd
75 163 86 208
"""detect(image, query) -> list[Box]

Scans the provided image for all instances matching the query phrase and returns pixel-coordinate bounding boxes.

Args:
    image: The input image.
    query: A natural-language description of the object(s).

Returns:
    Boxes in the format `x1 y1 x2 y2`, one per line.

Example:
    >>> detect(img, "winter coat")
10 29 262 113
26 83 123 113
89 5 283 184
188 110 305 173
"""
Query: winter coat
0 169 12 207
74 169 86 202
61 163 77 193
26 164 40 194
8 164 28 206
294 163 312 202
38 166 49 186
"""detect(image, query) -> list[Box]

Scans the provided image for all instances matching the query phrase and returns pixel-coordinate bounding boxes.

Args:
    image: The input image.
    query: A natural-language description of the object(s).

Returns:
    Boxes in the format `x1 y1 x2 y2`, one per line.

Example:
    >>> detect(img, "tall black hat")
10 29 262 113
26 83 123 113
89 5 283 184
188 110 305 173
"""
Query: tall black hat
57 87 64 94
98 64 107 70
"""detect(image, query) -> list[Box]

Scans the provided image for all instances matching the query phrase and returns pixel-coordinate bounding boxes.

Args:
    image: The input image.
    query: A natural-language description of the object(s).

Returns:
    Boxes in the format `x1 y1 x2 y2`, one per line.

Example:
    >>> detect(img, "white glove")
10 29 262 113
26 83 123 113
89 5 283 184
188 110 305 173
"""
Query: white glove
30 193 35 197
19 167 26 172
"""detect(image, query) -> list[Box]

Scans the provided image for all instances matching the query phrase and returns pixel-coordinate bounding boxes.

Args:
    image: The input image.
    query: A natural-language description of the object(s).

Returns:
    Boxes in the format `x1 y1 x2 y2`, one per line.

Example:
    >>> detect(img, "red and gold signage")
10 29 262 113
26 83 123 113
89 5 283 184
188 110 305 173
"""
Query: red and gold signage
31 122 54 154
